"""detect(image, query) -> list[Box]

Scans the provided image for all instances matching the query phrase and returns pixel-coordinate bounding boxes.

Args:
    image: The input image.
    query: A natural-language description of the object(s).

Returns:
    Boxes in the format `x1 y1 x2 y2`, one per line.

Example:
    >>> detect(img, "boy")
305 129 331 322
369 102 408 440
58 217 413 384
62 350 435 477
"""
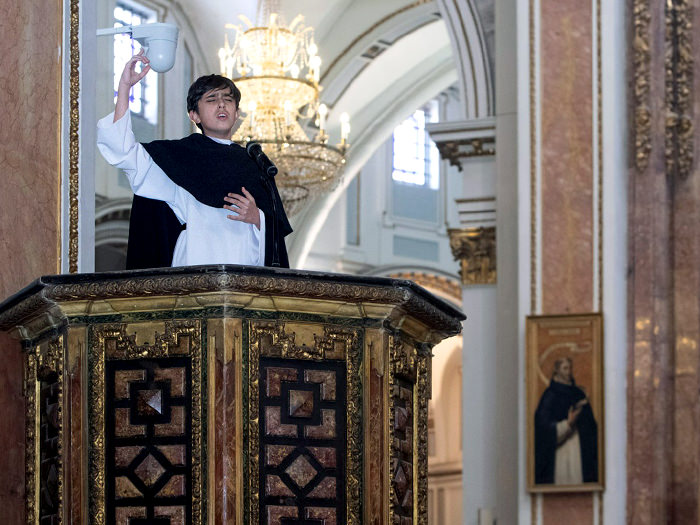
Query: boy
97 51 292 269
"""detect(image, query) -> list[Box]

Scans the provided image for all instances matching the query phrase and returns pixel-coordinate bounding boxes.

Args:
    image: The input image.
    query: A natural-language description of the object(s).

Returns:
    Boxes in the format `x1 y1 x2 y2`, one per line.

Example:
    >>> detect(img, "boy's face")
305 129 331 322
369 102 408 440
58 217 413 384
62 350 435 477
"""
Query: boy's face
189 87 239 140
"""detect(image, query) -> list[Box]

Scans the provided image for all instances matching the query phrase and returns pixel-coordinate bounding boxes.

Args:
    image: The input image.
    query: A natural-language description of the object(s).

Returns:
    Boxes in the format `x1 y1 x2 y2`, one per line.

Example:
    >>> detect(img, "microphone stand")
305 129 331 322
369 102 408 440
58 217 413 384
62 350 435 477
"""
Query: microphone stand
257 165 280 267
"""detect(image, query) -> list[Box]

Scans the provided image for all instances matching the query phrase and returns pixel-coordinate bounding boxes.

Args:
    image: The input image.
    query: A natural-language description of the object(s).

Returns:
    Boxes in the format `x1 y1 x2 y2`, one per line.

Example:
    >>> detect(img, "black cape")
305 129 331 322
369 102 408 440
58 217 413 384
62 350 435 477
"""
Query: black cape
534 380 598 484
125 133 292 270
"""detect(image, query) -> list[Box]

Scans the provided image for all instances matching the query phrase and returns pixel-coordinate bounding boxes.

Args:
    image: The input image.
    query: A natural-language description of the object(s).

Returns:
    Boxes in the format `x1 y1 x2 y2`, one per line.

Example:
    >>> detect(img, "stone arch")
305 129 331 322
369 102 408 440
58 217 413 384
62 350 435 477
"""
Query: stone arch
289 1 493 267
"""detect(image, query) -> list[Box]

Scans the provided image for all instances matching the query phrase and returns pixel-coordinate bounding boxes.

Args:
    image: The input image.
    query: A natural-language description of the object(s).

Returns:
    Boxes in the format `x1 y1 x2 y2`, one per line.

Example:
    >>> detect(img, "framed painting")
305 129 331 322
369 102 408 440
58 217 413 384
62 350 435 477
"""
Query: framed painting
526 313 604 492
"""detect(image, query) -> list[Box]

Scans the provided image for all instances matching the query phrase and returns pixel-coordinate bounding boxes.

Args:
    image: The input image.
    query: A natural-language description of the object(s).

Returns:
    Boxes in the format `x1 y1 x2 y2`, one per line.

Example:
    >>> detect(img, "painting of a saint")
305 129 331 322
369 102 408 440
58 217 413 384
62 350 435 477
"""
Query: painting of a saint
527 314 603 492
534 357 598 485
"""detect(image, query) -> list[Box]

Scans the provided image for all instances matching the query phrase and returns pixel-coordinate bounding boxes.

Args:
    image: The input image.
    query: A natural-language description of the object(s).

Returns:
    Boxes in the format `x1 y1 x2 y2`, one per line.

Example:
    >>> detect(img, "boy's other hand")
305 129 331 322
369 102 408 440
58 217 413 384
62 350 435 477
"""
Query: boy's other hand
224 187 261 230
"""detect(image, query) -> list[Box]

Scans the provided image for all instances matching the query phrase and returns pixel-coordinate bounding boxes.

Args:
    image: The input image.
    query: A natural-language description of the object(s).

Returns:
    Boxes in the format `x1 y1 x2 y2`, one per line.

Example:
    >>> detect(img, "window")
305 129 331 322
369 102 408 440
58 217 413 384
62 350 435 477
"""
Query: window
113 2 158 124
345 173 360 246
390 100 441 224
391 100 440 189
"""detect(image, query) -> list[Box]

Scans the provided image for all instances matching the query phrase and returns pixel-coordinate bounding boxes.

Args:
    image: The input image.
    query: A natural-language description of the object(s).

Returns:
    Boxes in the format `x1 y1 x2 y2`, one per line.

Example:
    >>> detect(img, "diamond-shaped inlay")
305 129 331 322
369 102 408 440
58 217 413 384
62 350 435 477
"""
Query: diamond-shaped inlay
137 389 163 416
288 389 314 418
394 406 408 432
285 455 318 489
394 464 408 500
134 453 166 487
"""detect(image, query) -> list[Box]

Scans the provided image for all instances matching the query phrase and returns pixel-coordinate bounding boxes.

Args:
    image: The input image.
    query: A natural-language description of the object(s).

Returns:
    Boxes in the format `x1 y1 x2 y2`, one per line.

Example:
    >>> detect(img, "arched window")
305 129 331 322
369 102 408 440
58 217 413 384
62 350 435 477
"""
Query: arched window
113 2 158 124
390 100 441 225
391 100 440 189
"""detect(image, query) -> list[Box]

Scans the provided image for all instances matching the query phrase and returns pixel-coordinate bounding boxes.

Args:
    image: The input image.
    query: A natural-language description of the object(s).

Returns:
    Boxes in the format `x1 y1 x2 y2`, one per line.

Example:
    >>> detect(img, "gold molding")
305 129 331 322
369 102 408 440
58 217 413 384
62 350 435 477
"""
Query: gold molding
664 0 694 179
435 137 496 172
68 0 80 273
24 350 38 525
415 352 429 525
247 320 363 524
388 336 423 523
632 0 651 173
529 0 538 313
448 227 497 285
25 336 65 525
88 320 203 524
0 272 463 340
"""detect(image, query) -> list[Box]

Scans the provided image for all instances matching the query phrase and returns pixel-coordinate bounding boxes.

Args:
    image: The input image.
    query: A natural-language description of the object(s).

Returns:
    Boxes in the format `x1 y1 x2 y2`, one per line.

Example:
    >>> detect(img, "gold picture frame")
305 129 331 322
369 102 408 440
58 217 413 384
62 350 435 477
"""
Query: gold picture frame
526 313 604 493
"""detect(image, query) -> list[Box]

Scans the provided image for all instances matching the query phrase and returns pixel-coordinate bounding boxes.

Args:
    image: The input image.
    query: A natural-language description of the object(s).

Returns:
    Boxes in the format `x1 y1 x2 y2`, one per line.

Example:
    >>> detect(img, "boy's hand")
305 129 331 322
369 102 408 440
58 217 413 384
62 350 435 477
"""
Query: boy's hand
119 49 151 89
224 187 261 230
114 50 150 122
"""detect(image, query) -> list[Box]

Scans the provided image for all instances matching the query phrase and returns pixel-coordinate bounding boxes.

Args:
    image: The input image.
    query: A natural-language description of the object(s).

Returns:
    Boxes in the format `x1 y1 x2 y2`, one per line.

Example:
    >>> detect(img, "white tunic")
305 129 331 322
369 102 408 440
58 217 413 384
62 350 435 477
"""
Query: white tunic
97 112 265 267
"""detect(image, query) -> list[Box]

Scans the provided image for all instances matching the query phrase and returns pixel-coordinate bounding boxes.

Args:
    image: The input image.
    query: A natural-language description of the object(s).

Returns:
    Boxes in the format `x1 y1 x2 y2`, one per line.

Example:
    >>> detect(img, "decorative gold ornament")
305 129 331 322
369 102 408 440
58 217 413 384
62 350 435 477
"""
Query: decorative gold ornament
448 227 497 285
665 0 694 179
25 336 65 525
219 2 350 216
69 0 80 273
434 137 495 171
247 320 363 523
632 0 652 173
88 320 204 524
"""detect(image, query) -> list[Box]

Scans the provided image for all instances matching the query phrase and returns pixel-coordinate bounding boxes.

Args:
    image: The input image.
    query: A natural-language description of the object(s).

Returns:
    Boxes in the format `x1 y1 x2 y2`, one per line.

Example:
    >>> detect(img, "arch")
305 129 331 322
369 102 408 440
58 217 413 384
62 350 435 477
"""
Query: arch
289 56 457 267
289 1 493 267
362 264 462 307
435 0 494 118
436 340 463 461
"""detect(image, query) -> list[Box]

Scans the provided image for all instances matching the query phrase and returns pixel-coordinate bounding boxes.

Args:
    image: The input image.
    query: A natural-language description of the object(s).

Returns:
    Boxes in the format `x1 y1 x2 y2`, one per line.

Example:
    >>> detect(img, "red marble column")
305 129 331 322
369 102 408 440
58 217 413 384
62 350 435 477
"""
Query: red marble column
540 0 594 315
0 0 62 300
537 0 597 521
0 1 62 515
626 0 700 523
0 333 25 524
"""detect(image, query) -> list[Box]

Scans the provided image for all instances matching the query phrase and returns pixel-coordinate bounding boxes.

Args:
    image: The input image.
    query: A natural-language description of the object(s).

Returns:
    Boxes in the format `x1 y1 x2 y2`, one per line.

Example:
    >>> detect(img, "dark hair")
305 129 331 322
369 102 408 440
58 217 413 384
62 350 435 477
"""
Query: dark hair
551 357 573 379
187 74 241 129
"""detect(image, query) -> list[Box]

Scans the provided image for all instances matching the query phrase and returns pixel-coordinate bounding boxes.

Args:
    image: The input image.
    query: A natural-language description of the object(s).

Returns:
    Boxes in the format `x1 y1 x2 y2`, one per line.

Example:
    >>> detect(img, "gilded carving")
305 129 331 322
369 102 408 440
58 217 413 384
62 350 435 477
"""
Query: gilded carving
390 337 418 382
88 326 108 525
389 335 418 523
448 227 497 285
2 272 463 337
435 137 496 172
251 321 358 361
345 329 363 525
633 0 652 172
665 0 694 178
416 354 430 525
69 0 80 273
104 320 199 359
247 320 362 524
24 350 38 525
25 336 65 525
89 320 203 524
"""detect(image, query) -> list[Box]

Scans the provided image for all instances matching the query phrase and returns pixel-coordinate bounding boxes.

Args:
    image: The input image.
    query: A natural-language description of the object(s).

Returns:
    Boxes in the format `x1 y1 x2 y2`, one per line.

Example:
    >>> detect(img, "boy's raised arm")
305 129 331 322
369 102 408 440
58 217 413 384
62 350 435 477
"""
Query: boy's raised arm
114 50 151 122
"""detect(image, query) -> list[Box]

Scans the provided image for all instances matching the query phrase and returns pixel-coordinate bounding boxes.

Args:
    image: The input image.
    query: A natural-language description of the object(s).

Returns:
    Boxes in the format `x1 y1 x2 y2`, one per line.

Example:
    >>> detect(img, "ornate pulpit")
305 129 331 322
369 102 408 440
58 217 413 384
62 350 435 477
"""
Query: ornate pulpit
0 266 463 524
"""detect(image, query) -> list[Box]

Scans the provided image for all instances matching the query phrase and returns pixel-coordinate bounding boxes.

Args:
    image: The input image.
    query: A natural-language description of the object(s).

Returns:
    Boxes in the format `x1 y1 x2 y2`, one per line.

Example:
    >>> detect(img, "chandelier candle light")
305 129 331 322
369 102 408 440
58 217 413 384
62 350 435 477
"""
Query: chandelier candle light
218 11 350 216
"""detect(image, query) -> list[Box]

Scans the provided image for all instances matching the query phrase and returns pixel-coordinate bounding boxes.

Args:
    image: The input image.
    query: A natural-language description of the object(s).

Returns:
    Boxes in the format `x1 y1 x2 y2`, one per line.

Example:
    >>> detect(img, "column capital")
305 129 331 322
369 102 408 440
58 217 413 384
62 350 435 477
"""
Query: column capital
448 226 496 286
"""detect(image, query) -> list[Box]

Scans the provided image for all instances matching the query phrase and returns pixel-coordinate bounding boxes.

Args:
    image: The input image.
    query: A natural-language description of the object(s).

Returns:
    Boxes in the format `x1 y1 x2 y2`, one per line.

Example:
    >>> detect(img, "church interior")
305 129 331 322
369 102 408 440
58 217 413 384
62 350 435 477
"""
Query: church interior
0 0 697 523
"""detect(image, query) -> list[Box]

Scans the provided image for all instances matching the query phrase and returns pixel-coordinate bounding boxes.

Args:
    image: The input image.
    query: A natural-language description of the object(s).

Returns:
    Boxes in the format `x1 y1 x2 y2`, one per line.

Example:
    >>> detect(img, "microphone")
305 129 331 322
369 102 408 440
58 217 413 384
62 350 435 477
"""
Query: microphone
246 142 278 177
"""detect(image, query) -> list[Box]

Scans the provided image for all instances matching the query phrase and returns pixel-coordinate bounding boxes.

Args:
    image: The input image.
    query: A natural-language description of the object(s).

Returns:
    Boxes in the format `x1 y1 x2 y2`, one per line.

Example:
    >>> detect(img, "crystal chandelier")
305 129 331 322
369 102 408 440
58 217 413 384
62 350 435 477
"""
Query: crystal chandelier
218 6 350 216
